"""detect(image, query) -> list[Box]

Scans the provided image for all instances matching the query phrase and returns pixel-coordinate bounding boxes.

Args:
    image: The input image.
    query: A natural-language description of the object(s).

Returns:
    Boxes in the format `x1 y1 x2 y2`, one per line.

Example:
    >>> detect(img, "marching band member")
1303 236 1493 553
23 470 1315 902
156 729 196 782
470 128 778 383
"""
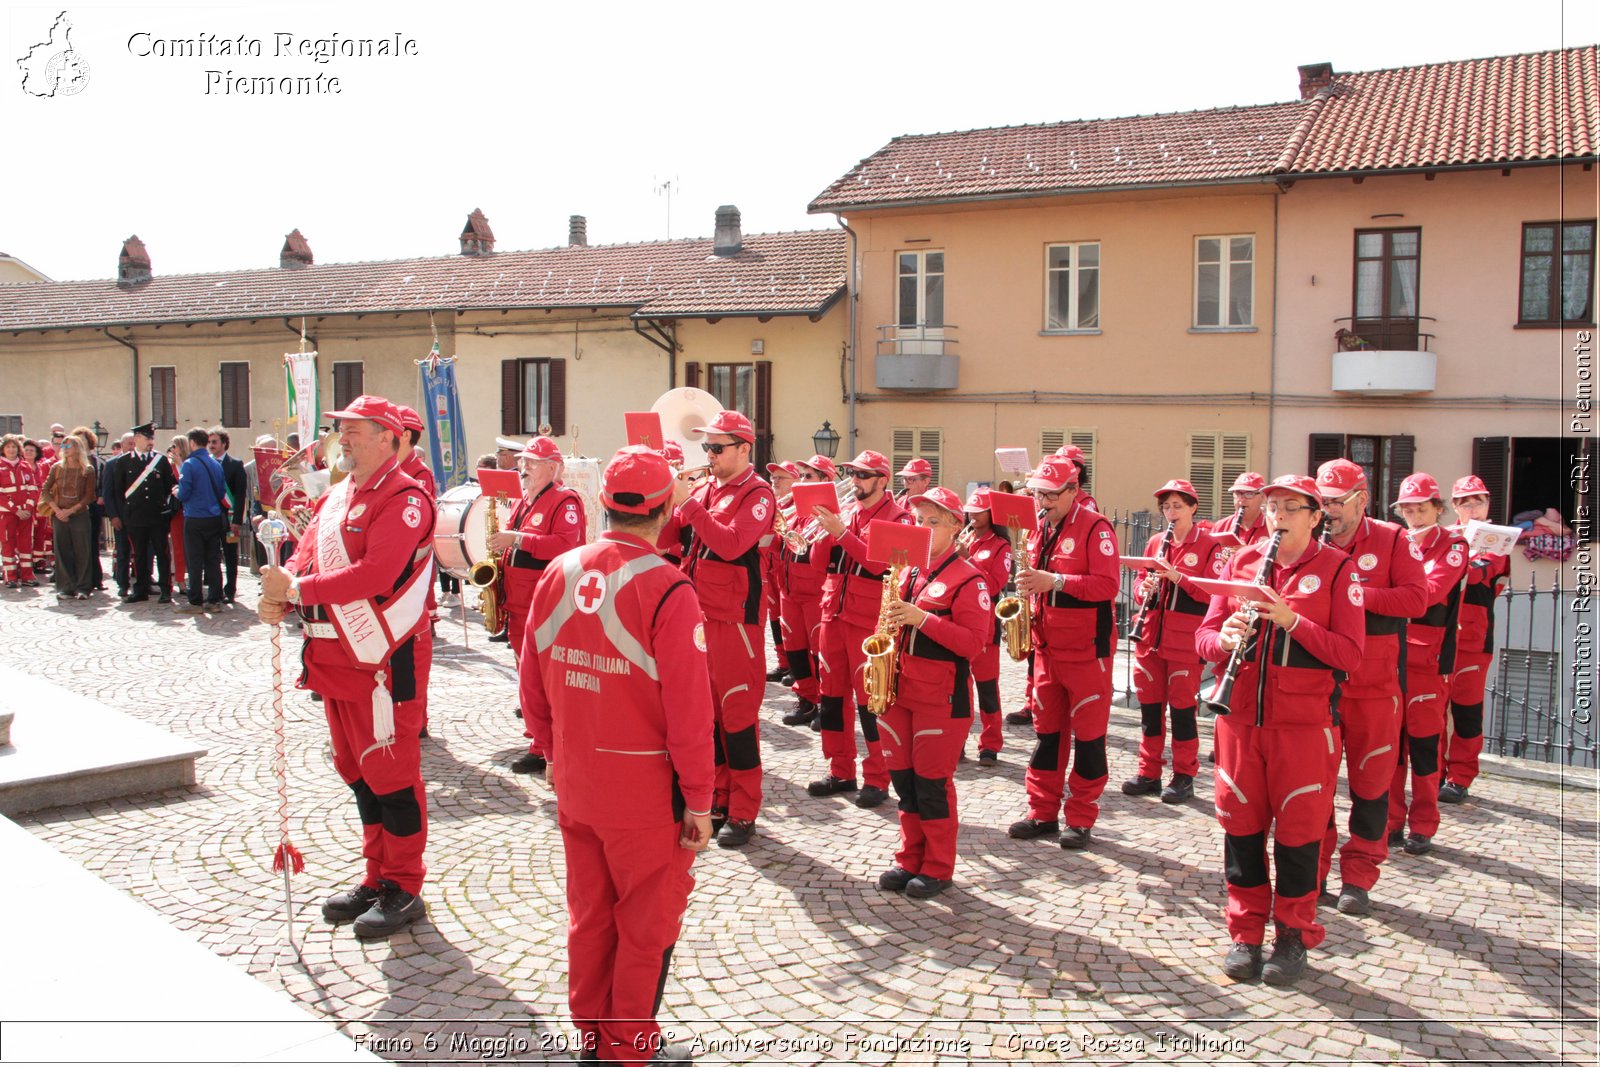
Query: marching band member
893 457 932 509
0 435 40 588
1314 459 1428 915
1212 472 1268 557
1388 473 1469 855
22 439 51 575
1007 457 1118 850
876 487 991 899
1441 475 1510 805
1049 445 1099 512
518 447 714 1067
499 437 586 775
960 489 1012 762
764 461 800 683
395 407 439 737
806 450 908 811
1196 474 1364 986
1122 479 1224 804
673 410 776 848
259 395 436 940
779 455 836 728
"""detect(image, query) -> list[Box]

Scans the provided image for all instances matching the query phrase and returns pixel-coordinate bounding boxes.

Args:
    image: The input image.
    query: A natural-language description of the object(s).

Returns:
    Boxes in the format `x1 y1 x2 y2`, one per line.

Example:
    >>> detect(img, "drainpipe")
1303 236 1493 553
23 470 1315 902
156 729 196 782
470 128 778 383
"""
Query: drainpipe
102 329 139 427
1268 189 1281 470
835 214 859 452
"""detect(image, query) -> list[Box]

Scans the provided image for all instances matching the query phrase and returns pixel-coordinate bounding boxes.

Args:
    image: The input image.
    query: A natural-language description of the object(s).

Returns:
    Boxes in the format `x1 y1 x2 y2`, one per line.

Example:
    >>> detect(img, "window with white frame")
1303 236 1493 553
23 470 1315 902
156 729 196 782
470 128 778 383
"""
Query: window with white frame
1045 243 1100 330
1195 235 1254 328
897 251 945 331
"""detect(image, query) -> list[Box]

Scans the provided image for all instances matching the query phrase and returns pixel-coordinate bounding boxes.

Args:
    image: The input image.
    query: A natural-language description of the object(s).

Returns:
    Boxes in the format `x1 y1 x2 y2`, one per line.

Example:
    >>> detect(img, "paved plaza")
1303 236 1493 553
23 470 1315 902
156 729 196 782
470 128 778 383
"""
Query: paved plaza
1 573 1596 1065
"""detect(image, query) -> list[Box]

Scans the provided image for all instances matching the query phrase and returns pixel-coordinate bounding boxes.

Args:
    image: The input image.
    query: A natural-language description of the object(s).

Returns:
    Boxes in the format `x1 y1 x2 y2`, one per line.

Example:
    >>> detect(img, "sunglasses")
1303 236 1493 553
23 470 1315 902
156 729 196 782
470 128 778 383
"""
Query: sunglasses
51 433 65 439
701 442 739 456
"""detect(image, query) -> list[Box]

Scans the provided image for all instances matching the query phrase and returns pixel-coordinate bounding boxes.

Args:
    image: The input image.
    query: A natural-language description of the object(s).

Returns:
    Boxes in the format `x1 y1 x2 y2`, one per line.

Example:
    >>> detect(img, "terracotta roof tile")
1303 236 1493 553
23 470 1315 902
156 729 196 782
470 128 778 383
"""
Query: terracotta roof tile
0 230 848 332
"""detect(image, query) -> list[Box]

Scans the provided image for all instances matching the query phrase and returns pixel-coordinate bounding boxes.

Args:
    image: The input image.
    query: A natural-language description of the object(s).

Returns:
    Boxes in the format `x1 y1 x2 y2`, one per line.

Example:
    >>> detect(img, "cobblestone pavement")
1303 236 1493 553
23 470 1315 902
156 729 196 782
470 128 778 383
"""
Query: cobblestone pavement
2 572 1596 1065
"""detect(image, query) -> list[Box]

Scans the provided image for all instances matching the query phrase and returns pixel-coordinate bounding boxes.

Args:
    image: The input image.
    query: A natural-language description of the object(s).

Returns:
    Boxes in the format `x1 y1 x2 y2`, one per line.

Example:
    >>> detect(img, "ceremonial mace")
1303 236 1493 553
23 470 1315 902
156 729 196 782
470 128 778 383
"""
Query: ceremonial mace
258 518 305 954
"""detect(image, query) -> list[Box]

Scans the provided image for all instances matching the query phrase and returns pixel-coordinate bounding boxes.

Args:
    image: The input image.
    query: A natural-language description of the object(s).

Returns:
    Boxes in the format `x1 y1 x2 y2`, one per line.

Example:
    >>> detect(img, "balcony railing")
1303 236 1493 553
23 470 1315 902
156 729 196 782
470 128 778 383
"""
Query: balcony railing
1331 316 1437 396
874 324 959 390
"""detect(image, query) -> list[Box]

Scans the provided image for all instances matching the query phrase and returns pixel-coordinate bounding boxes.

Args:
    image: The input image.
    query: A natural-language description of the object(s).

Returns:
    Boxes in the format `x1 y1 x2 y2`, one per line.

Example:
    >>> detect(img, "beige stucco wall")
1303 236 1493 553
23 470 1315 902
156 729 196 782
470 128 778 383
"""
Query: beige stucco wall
0 260 51 284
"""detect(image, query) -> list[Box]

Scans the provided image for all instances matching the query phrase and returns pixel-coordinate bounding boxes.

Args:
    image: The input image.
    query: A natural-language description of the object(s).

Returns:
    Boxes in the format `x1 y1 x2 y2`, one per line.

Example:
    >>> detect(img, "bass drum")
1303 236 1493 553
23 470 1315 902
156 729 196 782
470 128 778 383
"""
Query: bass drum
433 485 512 579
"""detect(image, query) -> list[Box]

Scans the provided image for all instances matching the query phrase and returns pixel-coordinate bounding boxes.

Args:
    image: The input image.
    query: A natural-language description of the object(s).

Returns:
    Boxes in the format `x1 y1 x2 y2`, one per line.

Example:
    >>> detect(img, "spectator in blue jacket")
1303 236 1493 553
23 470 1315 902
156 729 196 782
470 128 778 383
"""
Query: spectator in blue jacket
175 427 229 613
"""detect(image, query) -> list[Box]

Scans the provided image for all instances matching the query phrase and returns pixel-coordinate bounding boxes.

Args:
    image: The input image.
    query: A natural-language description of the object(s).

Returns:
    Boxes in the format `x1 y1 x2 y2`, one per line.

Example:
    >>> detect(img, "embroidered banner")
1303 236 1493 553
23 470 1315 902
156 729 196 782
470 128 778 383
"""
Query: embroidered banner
420 350 469 491
284 351 319 448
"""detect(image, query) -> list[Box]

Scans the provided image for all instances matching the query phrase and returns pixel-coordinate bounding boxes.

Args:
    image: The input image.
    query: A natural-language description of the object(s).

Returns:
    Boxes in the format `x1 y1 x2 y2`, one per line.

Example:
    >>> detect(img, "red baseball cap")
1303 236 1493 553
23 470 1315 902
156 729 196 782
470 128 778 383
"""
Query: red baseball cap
963 488 992 513
396 405 425 433
1026 459 1079 491
897 457 933 478
1228 471 1266 493
658 441 684 467
842 450 890 477
1264 474 1321 507
692 410 755 444
1153 478 1199 504
1451 474 1490 500
801 455 838 480
518 436 562 462
1052 444 1085 462
326 395 403 435
601 446 675 515
1395 473 1443 505
766 461 801 479
1315 459 1367 497
908 486 963 517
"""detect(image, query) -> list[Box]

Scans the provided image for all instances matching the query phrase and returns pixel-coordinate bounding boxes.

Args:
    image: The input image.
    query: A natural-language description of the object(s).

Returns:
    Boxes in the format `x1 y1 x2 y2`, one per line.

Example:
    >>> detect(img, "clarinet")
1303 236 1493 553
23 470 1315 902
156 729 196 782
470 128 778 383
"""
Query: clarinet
1127 521 1175 644
1203 529 1285 716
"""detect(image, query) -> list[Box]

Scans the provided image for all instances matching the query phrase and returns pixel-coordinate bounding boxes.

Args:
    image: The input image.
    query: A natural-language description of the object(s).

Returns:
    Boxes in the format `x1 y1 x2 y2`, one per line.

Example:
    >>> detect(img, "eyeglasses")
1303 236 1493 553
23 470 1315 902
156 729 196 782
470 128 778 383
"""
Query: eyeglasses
701 442 735 456
1031 489 1062 502
1264 502 1316 516
1319 490 1362 509
51 433 65 439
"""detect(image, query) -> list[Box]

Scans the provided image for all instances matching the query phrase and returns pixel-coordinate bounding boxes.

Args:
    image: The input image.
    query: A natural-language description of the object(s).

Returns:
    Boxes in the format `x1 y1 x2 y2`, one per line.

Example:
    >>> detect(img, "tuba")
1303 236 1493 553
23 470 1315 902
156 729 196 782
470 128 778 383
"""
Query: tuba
994 535 1033 661
862 556 908 715
650 387 725 482
471 491 506 633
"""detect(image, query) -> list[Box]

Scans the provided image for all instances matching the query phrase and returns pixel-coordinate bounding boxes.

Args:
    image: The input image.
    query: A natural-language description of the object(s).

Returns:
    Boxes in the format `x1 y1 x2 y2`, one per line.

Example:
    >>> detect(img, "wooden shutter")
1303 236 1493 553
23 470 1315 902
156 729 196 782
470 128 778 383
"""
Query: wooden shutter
333 362 364 411
152 367 177 429
1388 435 1415 496
219 362 250 427
1473 436 1511 525
501 359 520 437
547 359 567 436
891 426 943 485
1188 433 1219 519
1220 433 1250 509
1039 427 1096 490
683 362 701 390
753 360 773 471
1308 433 1346 472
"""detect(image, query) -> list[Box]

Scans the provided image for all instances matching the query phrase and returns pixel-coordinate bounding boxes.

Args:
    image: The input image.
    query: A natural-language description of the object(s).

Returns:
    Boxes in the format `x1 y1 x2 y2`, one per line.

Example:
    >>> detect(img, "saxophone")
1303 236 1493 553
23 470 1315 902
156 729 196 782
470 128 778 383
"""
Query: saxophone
993 535 1033 661
471 493 506 634
861 558 907 715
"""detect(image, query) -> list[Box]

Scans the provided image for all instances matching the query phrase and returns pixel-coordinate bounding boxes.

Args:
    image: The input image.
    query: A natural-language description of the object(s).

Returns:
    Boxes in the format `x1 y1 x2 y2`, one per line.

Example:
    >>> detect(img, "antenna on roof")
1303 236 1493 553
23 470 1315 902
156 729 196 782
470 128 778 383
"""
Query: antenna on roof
654 175 680 239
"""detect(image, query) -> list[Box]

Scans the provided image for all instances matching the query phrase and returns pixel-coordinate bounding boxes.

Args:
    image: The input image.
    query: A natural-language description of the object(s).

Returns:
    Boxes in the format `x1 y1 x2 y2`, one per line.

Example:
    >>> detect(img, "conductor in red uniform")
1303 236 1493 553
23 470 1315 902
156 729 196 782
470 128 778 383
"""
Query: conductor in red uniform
876 487 993 898
1196 474 1364 986
520 447 715 1067
673 410 776 848
1441 475 1510 804
259 396 436 940
1007 458 1119 850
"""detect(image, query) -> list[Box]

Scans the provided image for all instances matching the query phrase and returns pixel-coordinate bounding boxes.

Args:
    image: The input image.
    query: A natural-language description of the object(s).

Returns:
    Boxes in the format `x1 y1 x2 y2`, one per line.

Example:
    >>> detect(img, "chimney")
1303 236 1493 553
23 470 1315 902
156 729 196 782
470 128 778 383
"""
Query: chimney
460 208 495 255
712 205 742 257
1297 62 1334 100
568 215 588 247
280 228 313 269
117 235 151 286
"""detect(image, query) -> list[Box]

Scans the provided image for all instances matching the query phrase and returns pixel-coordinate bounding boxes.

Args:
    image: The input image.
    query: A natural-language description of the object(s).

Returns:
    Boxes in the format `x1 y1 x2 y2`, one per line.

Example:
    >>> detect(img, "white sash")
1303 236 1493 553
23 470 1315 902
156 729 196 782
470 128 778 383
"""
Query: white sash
125 453 165 499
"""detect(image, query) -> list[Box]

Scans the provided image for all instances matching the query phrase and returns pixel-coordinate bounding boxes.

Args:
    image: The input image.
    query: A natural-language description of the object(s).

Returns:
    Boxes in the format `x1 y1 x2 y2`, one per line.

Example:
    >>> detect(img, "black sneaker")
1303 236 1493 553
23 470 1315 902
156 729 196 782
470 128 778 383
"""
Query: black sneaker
352 881 425 940
1058 826 1092 850
1222 941 1263 980
809 714 822 732
854 785 890 809
157 593 173 604
877 866 914 892
1121 775 1161 796
510 752 547 775
779 672 794 687
710 808 728 835
1262 926 1307 986
321 883 381 923
488 629 509 643
1007 818 1059 840
978 749 999 765
807 775 857 797
1402 833 1433 855
1004 709 1033 725
1161 774 1195 804
1387 828 1404 848
1438 780 1469 804
765 665 788 682
905 875 953 900
782 699 817 726
717 818 755 848
1337 884 1371 915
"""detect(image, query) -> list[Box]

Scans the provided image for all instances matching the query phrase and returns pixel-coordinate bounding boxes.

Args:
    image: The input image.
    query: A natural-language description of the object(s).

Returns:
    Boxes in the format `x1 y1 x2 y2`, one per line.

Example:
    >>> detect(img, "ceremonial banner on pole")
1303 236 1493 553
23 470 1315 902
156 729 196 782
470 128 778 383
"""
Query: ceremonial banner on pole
419 346 469 491
283 351 319 447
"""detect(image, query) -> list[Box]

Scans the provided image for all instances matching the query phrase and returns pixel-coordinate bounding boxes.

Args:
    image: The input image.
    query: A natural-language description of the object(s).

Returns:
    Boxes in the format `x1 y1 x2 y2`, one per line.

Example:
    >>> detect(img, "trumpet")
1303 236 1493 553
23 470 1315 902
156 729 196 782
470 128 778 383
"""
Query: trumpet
954 525 977 556
994 536 1033 661
773 502 808 554
1203 529 1285 718
862 556 908 715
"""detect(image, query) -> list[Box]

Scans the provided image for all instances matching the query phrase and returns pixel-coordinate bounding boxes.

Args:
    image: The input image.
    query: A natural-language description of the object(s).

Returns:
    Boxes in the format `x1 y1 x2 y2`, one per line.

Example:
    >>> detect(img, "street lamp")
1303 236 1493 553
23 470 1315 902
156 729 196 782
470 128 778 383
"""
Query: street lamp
91 420 106 453
812 420 840 460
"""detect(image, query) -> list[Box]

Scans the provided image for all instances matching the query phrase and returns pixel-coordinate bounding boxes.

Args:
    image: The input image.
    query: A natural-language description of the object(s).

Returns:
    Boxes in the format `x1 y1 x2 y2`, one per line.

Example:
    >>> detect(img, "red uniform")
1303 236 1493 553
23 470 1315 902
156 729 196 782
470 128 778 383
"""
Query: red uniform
1389 525 1469 840
677 466 776 822
1023 502 1119 831
964 529 1012 754
285 457 435 896
32 457 52 570
519 532 715 1067
399 450 439 731
504 482 586 757
0 456 40 583
761 504 785 673
1317 518 1429 893
811 494 910 790
1196 539 1364 950
1445 544 1510 790
880 549 991 880
1211 510 1268 567
1131 526 1226 781
778 514 826 706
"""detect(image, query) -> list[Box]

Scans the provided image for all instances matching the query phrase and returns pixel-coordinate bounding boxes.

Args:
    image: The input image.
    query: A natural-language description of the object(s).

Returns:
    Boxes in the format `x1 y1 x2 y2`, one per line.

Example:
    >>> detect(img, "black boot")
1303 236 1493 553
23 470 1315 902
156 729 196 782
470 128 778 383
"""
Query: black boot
1261 925 1307 986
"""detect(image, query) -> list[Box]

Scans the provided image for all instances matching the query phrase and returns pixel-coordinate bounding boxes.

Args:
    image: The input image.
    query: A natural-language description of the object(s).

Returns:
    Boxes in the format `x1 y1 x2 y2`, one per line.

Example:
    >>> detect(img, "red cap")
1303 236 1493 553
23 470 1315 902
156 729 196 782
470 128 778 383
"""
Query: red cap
1264 474 1321 506
1451 474 1489 500
1153 478 1199 504
766 461 800 479
518 436 563 462
1025 459 1078 492
1051 444 1085 462
801 455 838 480
908 486 963 517
1395 473 1442 505
601 446 675 515
1315 459 1367 496
1228 471 1266 493
658 441 684 466
692 410 755 444
897 457 933 478
963 488 992 513
325 395 403 435
842 450 890 477
396 405 424 433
